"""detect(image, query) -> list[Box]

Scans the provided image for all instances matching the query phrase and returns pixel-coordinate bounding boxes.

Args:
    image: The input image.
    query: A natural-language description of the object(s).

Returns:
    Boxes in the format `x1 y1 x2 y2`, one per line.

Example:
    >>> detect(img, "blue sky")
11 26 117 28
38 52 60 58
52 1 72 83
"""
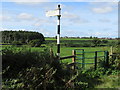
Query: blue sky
0 1 118 38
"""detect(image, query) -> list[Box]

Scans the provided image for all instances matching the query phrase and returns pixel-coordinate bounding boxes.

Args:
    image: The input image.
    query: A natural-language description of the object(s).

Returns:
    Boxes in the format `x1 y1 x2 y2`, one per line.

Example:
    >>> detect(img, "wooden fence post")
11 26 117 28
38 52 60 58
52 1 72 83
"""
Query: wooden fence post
72 50 76 70
72 50 76 88
94 51 97 70
106 51 109 68
50 48 54 58
110 46 113 55
82 50 85 69
104 51 106 62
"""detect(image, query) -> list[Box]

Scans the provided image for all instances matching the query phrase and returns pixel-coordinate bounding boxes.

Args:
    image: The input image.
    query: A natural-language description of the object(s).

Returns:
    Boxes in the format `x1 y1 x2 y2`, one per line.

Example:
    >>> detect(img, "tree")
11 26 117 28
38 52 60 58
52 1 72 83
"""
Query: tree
102 40 108 43
90 36 92 39
1 31 45 45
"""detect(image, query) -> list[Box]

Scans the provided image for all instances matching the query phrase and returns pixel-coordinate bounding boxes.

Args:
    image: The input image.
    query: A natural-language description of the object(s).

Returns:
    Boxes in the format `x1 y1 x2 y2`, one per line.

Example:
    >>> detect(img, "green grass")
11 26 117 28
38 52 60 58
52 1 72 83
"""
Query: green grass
1 45 111 56
54 46 110 69
1 44 111 69
51 46 110 56
45 37 117 41
45 38 93 41
1 45 110 58
95 75 120 88
40 46 110 69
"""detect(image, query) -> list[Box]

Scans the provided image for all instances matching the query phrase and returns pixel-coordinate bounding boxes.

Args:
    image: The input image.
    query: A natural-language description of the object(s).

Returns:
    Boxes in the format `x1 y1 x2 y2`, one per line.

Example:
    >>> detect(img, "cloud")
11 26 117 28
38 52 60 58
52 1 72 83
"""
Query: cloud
0 27 26 31
1 2 118 38
2 0 49 2
2 0 119 2
92 6 113 13
33 16 56 26
61 29 90 37
0 27 5 31
99 18 111 23
90 2 118 14
2 11 55 28
74 0 118 2
63 12 79 19
35 28 55 36
62 12 88 24
34 19 51 26
90 2 118 6
15 2 43 5
0 15 12 21
17 13 33 20
70 18 89 24
88 31 116 37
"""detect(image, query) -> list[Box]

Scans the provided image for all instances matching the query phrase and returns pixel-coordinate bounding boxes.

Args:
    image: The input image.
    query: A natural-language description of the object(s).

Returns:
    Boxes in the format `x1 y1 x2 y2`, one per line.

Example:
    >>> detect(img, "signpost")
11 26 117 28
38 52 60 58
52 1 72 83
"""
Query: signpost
46 5 61 58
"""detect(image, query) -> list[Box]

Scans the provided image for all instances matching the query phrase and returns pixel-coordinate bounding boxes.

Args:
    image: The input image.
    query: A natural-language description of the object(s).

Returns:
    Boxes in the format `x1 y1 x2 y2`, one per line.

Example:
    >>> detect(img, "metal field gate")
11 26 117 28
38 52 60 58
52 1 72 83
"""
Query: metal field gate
74 49 109 70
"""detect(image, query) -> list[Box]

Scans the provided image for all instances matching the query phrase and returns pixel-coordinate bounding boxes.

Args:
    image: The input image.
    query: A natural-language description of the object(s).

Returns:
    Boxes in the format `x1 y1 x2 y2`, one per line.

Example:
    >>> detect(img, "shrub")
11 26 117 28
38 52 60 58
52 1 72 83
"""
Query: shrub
63 42 92 47
101 40 108 43
28 39 42 47
2 47 44 78
92 38 101 46
12 41 23 46
108 41 118 46
2 47 77 89
98 45 120 72
114 45 120 70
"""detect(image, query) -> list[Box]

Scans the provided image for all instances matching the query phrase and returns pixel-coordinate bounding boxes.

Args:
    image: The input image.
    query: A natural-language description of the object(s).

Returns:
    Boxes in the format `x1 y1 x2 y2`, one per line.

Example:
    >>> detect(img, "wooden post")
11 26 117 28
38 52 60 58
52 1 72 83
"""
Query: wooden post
106 51 109 68
82 50 85 69
104 51 106 62
94 51 97 70
110 46 113 55
72 50 76 88
50 48 54 58
72 50 76 70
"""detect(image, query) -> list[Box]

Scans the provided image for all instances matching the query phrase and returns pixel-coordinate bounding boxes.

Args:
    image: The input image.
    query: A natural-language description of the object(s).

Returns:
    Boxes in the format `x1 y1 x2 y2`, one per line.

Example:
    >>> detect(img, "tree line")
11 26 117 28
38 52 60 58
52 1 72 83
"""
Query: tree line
1 30 45 46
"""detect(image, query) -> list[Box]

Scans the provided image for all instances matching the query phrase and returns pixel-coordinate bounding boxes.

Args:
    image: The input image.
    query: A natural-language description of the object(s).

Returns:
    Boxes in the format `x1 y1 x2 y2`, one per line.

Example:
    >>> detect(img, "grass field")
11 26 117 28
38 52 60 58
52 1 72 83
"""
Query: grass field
1 38 112 69
1 45 111 57
45 38 93 40
52 46 110 56
24 46 111 55
52 46 110 69
45 37 117 41
19 46 111 69
1 43 119 88
14 44 112 69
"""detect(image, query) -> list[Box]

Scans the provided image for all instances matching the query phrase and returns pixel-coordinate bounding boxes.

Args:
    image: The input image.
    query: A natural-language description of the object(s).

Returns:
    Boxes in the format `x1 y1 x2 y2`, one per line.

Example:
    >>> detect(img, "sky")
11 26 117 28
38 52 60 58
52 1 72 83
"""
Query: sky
0 1 119 38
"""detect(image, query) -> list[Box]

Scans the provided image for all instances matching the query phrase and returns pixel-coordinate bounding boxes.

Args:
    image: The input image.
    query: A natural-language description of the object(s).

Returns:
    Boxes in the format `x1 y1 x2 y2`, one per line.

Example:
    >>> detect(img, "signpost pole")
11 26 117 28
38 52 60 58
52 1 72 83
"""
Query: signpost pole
46 4 61 58
57 5 61 58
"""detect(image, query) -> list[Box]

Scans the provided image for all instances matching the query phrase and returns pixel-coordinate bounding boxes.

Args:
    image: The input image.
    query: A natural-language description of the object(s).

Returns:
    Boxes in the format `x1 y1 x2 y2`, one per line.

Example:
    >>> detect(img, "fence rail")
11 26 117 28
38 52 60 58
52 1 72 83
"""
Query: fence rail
60 55 75 60
60 49 109 70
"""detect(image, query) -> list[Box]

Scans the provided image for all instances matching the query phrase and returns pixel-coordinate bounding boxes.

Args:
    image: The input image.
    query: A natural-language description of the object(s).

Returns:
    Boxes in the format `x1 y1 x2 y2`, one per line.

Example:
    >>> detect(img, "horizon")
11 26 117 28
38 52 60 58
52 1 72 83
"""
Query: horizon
1 30 118 39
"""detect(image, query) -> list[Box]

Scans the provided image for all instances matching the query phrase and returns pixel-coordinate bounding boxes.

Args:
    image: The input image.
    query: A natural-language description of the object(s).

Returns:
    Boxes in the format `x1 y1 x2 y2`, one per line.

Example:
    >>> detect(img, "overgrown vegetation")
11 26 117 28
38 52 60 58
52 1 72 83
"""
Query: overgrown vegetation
1 45 120 89
2 47 77 89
